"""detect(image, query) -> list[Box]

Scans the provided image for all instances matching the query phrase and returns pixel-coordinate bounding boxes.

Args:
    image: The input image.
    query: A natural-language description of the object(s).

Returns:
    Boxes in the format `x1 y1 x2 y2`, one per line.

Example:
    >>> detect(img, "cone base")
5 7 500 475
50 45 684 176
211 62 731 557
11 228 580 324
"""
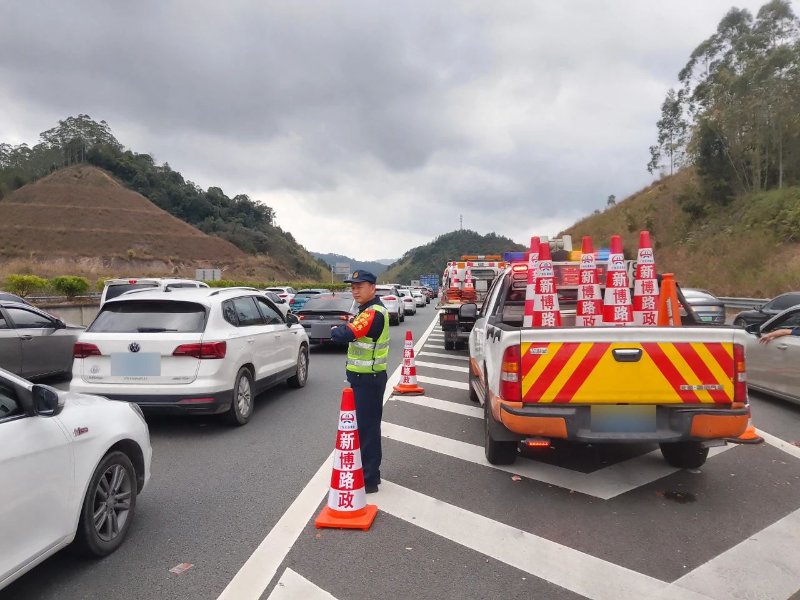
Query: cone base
314 504 378 530
393 385 425 396
724 426 765 445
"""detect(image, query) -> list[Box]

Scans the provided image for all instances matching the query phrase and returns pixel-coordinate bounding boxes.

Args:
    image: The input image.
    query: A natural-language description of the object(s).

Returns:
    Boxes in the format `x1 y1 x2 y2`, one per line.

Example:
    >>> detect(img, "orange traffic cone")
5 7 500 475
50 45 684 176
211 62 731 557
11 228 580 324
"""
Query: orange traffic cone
533 239 561 327
315 388 378 530
523 236 540 328
633 231 659 326
726 422 765 444
576 236 602 327
393 331 425 395
462 264 478 302
657 273 681 326
602 235 633 326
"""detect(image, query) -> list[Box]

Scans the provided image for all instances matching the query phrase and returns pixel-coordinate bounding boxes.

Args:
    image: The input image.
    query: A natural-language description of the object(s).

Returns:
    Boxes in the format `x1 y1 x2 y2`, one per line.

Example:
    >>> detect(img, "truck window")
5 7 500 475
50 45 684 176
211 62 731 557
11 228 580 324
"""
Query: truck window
480 272 505 318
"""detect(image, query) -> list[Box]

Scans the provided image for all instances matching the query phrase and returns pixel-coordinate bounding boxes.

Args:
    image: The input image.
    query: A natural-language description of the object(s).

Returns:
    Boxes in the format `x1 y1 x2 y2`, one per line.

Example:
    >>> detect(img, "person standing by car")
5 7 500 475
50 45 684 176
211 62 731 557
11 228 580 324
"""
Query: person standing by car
759 327 800 344
330 271 389 494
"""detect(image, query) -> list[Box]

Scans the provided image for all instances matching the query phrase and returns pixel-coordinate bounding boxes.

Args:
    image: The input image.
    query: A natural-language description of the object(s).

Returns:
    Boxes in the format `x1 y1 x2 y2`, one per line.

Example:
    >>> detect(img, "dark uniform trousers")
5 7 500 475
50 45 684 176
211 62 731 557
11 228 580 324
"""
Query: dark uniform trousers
346 370 386 486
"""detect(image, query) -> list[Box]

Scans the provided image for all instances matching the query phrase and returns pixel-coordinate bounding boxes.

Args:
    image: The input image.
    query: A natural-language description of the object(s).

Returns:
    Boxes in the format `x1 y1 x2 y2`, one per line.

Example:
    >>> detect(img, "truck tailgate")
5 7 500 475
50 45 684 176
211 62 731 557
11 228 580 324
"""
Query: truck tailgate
518 328 741 405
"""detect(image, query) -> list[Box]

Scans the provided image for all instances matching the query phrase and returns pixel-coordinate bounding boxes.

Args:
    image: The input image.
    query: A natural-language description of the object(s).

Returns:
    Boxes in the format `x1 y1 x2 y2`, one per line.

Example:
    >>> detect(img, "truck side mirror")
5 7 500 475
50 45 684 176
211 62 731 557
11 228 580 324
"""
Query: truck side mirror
459 303 478 319
745 323 761 336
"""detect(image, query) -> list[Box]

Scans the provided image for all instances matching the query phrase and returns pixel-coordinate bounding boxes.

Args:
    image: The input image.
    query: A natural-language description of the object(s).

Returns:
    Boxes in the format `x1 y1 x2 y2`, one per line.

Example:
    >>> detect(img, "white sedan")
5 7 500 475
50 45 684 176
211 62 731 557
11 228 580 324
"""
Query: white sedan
398 289 417 315
411 289 426 307
0 368 151 591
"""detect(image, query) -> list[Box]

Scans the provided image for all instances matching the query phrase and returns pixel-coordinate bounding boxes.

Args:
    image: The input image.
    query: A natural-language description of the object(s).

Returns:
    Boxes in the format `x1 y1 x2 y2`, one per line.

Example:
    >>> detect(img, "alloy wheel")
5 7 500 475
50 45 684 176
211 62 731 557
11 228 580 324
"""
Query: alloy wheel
93 464 132 542
238 376 252 416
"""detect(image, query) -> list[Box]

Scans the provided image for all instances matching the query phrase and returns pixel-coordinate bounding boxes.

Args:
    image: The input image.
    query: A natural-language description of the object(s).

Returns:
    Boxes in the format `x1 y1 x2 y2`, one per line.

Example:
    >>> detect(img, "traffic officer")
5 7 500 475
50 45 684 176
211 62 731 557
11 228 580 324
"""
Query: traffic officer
330 270 389 494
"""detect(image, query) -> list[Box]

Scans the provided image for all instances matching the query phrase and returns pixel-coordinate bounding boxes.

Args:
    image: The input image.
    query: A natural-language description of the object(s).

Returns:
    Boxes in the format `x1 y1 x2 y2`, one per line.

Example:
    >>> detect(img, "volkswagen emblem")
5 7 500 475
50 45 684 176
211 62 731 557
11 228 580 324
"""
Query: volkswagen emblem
319 316 325 320
129 343 141 353
90 365 100 374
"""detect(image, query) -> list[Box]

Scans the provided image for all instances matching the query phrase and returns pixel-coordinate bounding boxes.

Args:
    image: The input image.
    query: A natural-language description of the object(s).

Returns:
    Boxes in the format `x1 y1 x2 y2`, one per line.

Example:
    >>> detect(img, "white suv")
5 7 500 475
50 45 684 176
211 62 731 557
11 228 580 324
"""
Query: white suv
100 278 210 306
71 288 309 425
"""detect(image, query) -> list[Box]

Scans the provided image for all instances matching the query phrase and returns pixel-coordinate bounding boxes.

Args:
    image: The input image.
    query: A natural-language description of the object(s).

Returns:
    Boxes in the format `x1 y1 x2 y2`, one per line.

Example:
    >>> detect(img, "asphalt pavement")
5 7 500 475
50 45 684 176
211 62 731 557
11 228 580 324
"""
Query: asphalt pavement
5 306 800 600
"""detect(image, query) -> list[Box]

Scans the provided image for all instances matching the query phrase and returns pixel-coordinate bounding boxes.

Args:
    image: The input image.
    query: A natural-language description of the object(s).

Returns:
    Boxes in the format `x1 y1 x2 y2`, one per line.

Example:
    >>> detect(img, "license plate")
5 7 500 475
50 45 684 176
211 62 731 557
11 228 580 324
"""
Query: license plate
591 406 656 433
701 316 714 322
111 353 161 376
476 280 488 291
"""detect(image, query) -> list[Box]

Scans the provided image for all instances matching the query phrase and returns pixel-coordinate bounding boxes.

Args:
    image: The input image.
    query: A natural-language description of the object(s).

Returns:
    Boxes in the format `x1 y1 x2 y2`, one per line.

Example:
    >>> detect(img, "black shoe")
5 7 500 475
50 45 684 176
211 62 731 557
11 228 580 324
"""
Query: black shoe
365 484 379 494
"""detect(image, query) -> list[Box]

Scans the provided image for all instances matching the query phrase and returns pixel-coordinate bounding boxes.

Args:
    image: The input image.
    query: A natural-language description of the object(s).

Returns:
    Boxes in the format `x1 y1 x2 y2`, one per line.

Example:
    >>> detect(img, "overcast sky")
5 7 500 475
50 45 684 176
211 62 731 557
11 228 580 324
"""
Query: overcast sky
2 0 795 260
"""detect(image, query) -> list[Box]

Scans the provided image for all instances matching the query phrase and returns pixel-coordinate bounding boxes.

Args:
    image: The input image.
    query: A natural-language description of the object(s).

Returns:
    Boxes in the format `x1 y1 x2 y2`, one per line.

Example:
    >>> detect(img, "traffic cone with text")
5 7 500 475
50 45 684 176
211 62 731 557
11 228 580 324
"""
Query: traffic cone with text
576 236 602 327
393 330 425 395
633 231 659 326
523 236 540 327
602 235 633 326
657 274 681 326
533 239 562 327
315 388 378 530
462 263 478 302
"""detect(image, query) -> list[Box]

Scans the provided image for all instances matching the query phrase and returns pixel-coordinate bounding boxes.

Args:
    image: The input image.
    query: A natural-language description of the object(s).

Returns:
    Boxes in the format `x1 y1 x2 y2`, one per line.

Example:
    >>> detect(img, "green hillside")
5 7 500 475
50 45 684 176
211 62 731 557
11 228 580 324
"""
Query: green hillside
380 230 526 284
310 252 390 276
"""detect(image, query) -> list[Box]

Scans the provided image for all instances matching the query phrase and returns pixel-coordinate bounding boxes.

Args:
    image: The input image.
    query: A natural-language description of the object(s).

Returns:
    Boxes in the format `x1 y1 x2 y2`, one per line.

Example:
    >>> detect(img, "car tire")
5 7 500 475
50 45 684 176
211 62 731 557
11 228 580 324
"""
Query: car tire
287 346 309 388
444 339 455 351
400 312 405 323
659 442 709 469
485 395 517 465
468 368 480 403
733 318 746 328
72 451 137 557
227 367 254 426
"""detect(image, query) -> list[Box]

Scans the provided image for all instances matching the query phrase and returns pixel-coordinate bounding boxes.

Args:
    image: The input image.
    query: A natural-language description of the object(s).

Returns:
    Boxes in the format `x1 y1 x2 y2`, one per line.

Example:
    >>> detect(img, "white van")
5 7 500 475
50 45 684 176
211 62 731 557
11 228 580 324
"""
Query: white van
100 278 210 305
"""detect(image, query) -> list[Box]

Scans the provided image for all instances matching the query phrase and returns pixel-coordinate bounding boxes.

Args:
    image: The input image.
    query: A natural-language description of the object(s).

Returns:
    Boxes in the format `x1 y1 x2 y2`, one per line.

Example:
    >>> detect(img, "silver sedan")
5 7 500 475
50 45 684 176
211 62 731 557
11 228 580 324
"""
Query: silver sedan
0 301 83 379
743 305 800 404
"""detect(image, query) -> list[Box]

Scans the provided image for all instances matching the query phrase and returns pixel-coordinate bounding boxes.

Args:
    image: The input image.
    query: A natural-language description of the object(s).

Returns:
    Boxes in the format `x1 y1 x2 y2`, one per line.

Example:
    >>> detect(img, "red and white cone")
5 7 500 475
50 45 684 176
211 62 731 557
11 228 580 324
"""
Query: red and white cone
463 264 475 290
393 330 425 395
523 236 540 328
602 235 633 326
576 236 602 327
633 231 659 326
533 239 562 327
314 388 378 530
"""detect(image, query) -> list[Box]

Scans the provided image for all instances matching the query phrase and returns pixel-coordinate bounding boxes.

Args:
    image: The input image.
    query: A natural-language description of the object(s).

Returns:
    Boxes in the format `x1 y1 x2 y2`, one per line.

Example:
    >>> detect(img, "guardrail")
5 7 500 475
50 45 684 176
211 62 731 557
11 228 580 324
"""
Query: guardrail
719 297 769 309
26 293 101 303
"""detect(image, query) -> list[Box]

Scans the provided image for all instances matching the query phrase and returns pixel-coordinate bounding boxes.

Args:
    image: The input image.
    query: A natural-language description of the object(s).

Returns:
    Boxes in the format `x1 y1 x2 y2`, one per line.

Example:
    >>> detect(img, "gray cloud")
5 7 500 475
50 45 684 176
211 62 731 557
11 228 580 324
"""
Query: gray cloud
2 0 795 257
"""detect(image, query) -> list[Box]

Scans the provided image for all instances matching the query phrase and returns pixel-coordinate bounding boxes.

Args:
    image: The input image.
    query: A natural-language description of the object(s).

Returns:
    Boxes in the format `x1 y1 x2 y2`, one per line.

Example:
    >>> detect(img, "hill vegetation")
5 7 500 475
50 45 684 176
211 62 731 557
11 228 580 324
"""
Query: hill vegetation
566 0 800 297
380 230 526 284
310 252 391 276
0 115 325 278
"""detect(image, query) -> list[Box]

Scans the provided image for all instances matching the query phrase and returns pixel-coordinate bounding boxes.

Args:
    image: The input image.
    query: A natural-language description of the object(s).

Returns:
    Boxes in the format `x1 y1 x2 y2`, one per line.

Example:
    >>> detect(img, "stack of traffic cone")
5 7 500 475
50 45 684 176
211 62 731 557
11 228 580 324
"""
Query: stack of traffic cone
533 239 562 327
602 235 633 326
393 331 425 395
576 236 602 327
633 231 659 326
446 263 462 303
461 263 478 302
315 388 378 530
657 273 681 326
522 236 540 327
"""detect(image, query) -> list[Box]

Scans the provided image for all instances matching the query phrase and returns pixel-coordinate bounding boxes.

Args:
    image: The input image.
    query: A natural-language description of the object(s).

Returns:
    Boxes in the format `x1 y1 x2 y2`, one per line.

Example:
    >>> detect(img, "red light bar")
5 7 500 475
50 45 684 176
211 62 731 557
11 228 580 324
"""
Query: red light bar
523 438 551 448
129 279 137 284
511 264 528 272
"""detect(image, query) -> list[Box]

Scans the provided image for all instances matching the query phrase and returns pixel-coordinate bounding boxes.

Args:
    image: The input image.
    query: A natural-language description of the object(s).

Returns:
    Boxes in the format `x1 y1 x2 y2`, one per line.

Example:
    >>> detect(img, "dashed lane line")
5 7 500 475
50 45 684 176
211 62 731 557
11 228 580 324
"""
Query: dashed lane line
416 374 469 390
417 351 469 361
216 313 441 600
414 360 470 373
266 568 339 600
381 422 732 500
424 343 446 349
373 481 712 600
390 395 483 419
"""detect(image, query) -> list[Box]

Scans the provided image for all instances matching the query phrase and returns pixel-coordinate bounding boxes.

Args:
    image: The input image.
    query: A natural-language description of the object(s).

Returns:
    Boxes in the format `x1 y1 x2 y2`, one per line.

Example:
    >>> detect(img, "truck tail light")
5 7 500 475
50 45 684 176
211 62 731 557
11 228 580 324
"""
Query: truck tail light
500 345 522 402
733 343 747 403
74 342 101 358
173 341 227 359
442 314 457 321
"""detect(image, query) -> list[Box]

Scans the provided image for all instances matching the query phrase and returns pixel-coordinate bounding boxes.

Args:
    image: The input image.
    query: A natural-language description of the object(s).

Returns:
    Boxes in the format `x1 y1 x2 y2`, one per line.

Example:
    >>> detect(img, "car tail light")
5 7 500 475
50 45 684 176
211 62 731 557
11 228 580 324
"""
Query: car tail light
74 342 101 358
178 397 216 404
500 345 522 402
384 296 397 301
404 298 413 302
297 315 305 320
733 343 747 403
173 341 227 359
279 294 288 298
290 299 295 304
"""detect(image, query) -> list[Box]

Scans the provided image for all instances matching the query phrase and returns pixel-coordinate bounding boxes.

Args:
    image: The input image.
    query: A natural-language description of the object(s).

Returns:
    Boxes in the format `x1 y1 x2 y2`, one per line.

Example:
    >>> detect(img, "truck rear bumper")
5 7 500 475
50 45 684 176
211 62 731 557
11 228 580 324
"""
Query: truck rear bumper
499 403 749 443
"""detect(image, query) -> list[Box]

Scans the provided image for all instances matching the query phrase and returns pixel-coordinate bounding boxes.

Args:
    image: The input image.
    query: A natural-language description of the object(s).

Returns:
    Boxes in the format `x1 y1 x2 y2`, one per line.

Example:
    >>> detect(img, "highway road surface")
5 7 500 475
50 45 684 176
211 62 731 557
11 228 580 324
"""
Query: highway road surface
5 306 800 600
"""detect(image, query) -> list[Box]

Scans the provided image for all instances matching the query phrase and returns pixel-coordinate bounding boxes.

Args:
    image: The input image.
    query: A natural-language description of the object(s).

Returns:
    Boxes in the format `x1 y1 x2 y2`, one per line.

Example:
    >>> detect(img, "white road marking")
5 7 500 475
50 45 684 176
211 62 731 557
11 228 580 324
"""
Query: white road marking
217 313 441 600
390 395 483 419
759 429 800 461
659 506 800 600
416 374 469 390
417 351 470 362
381 422 731 500
424 343 446 349
267 568 339 600
374 481 712 600
414 360 469 373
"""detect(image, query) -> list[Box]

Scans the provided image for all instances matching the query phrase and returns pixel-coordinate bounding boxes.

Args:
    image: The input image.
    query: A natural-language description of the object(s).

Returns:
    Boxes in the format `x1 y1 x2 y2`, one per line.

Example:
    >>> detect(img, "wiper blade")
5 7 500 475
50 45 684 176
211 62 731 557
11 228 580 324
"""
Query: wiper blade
136 327 177 332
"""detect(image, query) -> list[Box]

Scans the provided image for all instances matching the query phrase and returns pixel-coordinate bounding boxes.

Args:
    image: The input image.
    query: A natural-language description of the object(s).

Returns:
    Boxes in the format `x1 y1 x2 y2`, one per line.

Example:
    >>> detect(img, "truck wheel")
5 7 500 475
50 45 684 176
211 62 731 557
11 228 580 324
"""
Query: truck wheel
468 369 480 403
455 341 466 351
485 398 517 465
444 339 455 351
659 442 709 469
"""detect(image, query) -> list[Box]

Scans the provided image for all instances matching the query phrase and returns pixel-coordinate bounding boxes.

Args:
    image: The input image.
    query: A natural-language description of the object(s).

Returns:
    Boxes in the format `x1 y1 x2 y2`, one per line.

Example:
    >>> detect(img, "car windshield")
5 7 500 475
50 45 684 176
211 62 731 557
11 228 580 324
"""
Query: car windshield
89 300 207 333
300 298 354 312
105 282 159 301
266 288 286 293
768 293 800 311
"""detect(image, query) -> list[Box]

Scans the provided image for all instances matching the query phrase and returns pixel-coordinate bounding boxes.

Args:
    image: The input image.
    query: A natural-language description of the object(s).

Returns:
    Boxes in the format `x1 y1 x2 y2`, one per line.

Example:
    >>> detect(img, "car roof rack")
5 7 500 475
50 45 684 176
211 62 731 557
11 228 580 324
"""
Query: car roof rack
208 287 259 296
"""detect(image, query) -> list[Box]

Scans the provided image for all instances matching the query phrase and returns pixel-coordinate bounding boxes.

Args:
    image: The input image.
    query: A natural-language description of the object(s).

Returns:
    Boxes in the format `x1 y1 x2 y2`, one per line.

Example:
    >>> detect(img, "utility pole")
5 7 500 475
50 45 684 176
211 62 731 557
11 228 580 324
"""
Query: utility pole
460 215 463 230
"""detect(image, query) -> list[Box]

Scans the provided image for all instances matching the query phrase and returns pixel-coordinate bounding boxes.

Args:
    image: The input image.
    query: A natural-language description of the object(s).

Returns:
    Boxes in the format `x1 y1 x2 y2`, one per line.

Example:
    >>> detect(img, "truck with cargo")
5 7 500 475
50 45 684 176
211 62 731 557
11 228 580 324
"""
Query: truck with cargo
462 256 749 468
420 274 440 294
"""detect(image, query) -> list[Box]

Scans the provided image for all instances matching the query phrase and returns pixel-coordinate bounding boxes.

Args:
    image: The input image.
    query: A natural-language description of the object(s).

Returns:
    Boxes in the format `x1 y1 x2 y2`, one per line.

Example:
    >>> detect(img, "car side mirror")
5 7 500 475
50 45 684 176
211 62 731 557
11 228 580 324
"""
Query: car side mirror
745 323 761 336
54 318 67 329
287 313 300 326
459 303 478 319
32 385 64 417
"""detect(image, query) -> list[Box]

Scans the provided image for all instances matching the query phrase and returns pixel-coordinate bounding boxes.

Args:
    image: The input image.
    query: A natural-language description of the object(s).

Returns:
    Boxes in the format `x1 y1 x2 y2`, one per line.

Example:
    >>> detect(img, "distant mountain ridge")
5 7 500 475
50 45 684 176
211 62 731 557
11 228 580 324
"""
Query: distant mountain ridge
310 252 392 275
